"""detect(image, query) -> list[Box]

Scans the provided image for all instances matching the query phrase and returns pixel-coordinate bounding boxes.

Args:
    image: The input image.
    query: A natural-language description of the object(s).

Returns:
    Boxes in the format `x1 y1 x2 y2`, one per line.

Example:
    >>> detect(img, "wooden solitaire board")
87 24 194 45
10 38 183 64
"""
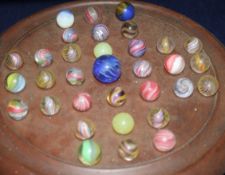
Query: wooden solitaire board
0 1 225 175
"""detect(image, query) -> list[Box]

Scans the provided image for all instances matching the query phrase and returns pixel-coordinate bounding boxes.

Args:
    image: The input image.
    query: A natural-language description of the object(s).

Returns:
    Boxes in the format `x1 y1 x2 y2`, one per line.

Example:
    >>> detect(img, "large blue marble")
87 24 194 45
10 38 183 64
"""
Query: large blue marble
93 55 121 84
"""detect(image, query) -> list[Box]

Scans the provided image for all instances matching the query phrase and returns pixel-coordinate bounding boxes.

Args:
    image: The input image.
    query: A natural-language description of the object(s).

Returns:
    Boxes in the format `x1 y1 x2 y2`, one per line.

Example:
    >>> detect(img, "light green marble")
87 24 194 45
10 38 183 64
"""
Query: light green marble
112 112 135 135
78 139 101 166
94 42 113 58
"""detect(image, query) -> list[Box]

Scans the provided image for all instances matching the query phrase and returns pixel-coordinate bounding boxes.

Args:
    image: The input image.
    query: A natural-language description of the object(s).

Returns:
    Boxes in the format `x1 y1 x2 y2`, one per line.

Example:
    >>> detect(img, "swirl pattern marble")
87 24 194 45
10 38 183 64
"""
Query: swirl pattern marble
0 1 224 175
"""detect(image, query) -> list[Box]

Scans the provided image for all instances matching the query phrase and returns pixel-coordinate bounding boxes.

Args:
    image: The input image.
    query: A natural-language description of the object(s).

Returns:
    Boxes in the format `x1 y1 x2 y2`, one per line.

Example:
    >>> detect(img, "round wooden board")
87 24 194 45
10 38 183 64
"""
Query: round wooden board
0 1 225 175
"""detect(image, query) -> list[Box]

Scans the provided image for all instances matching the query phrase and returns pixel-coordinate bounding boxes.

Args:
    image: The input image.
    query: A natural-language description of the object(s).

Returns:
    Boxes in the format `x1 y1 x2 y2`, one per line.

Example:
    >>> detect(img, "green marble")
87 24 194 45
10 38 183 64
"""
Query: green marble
78 139 101 166
112 112 135 135
5 72 26 93
94 42 113 58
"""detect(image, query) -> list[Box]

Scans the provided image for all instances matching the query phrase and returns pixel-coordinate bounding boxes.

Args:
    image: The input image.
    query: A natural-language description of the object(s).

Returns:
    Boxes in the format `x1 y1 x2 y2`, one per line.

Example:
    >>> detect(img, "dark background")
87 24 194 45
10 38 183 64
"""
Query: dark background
0 0 225 46
0 0 225 174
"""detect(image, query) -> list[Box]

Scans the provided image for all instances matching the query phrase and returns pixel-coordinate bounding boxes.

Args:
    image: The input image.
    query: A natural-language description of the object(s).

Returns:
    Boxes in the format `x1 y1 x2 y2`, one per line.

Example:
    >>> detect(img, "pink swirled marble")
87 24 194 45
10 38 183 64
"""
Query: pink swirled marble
84 7 102 24
164 54 185 75
153 129 176 152
140 80 160 101
73 92 92 112
128 39 146 58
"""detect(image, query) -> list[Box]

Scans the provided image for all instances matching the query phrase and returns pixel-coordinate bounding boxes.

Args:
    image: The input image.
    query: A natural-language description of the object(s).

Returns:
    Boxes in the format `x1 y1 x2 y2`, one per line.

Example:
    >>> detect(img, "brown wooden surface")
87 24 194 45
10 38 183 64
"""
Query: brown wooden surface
0 1 225 175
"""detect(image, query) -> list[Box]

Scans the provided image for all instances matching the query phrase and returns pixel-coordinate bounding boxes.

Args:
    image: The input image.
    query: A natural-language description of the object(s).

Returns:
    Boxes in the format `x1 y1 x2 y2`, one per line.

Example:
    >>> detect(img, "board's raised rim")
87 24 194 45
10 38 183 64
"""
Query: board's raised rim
0 1 225 175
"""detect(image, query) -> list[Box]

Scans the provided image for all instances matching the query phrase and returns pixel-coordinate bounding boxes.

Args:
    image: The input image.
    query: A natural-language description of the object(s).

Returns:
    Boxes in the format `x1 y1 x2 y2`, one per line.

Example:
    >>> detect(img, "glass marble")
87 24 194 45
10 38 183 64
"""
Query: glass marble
153 129 176 152
92 24 109 41
107 86 126 107
5 72 26 93
62 44 81 63
164 54 185 75
157 36 175 54
184 37 203 54
190 52 211 74
121 21 138 39
197 75 219 97
56 10 75 29
128 39 146 58
147 108 170 129
75 119 96 140
34 49 53 67
36 70 55 89
118 139 139 161
133 60 152 78
73 92 92 112
92 55 121 84
116 1 135 21
78 139 102 166
174 77 194 98
112 112 135 135
93 42 113 58
40 96 61 116
140 80 160 102
7 99 28 121
62 28 78 43
84 7 102 24
66 67 85 86
5 52 23 70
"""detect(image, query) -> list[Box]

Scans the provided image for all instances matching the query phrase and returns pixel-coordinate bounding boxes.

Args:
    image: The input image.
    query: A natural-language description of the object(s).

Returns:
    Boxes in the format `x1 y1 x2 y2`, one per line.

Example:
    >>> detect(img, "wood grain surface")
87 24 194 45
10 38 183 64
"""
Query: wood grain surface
0 1 224 175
